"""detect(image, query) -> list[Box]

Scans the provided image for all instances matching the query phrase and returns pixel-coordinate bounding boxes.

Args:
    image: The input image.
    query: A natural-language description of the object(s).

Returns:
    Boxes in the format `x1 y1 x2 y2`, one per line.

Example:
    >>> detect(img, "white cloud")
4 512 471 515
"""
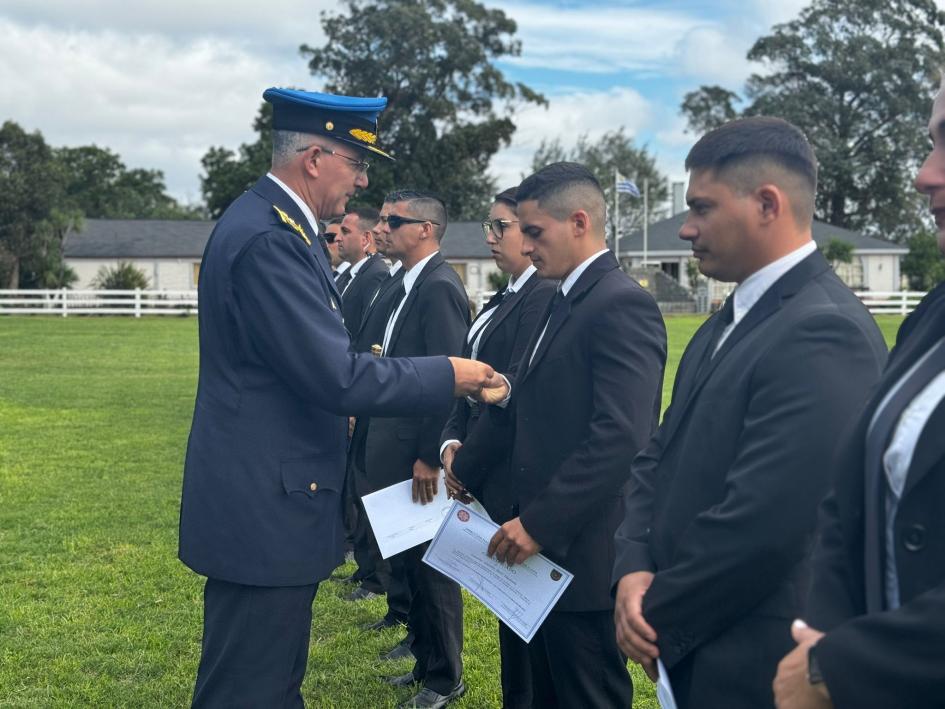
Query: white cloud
490 86 652 187
501 3 715 75
0 18 317 203
673 25 756 86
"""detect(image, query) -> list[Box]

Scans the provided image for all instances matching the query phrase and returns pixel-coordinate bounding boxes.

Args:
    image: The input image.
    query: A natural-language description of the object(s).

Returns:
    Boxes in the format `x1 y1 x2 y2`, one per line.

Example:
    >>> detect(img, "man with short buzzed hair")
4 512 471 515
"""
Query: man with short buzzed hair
612 117 887 708
464 162 668 706
337 207 387 336
367 189 470 709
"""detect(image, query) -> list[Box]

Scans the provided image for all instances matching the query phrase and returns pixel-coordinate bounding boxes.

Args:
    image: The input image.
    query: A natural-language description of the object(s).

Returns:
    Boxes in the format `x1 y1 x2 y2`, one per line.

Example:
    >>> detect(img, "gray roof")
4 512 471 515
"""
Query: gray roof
618 213 908 255
64 218 492 260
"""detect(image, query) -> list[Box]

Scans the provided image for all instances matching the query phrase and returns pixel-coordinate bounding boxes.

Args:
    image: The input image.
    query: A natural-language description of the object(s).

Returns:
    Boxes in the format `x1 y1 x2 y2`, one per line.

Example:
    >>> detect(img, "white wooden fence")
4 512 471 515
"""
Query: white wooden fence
0 288 930 317
0 289 198 317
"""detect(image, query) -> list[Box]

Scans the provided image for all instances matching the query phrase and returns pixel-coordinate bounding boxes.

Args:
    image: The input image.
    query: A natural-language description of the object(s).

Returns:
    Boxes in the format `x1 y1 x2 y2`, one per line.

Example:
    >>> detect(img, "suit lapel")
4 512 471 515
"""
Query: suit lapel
660 250 831 449
902 397 945 497
387 253 444 355
522 252 617 382
475 276 537 355
251 176 341 301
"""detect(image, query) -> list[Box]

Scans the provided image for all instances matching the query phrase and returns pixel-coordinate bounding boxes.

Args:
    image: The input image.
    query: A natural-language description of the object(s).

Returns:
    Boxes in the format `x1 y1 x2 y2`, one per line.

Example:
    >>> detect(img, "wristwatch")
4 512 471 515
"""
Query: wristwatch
807 643 824 685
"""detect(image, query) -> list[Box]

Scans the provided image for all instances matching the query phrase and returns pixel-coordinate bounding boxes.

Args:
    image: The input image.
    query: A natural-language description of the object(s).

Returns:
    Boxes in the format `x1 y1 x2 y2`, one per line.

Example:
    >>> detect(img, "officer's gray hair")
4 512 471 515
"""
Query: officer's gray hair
271 130 318 168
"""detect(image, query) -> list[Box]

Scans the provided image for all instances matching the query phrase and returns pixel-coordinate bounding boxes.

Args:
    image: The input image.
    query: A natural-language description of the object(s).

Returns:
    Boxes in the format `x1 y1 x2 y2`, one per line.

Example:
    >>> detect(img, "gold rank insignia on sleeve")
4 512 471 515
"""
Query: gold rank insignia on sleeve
272 205 312 247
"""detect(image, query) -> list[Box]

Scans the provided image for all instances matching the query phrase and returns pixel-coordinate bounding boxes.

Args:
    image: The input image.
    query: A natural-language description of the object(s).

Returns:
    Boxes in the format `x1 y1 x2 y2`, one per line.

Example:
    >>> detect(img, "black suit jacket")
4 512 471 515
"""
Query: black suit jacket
613 250 887 707
441 272 557 523
364 253 470 490
807 281 945 709
341 254 388 338
178 177 455 587
462 251 667 611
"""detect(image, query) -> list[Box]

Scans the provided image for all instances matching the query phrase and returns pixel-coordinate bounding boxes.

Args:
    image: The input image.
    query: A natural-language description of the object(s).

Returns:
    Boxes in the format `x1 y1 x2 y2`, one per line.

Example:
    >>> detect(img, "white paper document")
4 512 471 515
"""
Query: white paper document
422 501 573 643
361 474 453 559
656 659 677 709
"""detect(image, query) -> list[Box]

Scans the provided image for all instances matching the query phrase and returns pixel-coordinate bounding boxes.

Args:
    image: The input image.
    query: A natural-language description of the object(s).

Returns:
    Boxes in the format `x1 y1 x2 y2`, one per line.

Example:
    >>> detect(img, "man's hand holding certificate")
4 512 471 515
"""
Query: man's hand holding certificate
423 502 573 643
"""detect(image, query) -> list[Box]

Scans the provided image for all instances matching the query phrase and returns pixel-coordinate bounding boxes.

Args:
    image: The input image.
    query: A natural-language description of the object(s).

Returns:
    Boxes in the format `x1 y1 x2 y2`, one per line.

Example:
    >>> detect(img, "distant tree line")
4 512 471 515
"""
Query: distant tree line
0 120 202 289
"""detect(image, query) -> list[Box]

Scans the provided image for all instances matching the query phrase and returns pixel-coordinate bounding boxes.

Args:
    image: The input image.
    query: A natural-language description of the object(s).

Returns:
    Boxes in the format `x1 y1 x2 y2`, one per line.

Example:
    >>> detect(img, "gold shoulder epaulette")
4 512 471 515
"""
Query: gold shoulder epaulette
272 205 312 247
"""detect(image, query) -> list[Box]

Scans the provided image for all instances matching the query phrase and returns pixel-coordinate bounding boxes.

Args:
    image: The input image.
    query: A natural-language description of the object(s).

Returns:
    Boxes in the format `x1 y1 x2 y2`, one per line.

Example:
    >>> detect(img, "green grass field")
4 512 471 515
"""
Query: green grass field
0 315 904 707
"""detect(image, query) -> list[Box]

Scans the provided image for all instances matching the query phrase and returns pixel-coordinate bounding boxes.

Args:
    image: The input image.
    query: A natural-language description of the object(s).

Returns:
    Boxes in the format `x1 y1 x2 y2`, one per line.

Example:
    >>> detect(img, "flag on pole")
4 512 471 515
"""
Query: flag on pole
615 172 641 197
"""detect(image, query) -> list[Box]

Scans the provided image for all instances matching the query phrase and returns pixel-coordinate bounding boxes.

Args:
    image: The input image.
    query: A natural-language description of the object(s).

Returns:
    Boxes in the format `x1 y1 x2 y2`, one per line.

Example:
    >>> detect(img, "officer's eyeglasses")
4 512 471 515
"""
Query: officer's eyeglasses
481 218 519 240
297 145 371 175
379 214 441 230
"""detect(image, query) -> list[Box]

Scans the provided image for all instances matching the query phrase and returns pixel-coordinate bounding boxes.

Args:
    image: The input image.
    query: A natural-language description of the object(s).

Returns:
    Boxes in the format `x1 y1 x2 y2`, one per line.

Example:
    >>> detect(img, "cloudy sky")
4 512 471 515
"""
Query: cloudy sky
0 0 812 205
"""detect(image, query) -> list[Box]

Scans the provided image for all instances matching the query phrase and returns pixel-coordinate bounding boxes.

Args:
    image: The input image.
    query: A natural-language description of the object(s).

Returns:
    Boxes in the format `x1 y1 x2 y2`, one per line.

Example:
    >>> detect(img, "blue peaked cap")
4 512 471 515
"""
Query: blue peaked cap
263 87 394 160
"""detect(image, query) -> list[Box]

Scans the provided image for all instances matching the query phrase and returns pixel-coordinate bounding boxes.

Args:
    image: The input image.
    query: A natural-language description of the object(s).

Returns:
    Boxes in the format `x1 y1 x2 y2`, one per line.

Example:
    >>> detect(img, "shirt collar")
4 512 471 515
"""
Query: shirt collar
389 260 402 276
561 249 609 296
335 261 351 275
402 251 439 295
731 240 817 325
265 172 320 237
349 255 370 276
507 264 537 294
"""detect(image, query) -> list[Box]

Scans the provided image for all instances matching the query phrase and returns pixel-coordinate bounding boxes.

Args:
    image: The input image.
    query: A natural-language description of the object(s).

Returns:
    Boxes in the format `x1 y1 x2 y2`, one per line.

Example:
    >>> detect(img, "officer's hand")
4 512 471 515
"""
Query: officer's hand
448 357 497 398
411 459 440 505
773 621 831 709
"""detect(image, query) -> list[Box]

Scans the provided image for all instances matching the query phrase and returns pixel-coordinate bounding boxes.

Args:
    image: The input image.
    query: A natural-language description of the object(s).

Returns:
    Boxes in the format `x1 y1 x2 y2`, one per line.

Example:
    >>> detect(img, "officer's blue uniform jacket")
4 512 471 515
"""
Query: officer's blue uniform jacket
179 176 454 587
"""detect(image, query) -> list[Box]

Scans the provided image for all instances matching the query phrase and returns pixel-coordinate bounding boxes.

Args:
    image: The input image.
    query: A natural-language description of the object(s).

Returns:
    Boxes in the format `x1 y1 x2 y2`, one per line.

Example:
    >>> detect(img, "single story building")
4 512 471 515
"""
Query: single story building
63 218 500 294
617 212 908 300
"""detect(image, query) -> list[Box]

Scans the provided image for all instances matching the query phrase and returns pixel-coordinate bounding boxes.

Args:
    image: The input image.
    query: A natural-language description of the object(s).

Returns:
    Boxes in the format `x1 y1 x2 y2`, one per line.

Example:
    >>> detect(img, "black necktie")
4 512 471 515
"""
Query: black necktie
863 336 945 612
482 288 507 313
335 269 352 293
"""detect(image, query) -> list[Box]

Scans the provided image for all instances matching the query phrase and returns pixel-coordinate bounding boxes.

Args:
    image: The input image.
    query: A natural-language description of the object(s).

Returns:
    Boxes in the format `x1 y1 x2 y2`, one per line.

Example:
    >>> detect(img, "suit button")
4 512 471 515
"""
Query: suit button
903 524 925 552
309 482 318 492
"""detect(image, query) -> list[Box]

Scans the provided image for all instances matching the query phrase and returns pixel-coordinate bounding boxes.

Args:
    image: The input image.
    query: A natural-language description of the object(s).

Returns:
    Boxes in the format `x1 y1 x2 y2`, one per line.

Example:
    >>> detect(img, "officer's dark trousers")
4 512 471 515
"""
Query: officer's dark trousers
192 578 318 708
527 609 632 708
498 621 533 708
390 541 463 695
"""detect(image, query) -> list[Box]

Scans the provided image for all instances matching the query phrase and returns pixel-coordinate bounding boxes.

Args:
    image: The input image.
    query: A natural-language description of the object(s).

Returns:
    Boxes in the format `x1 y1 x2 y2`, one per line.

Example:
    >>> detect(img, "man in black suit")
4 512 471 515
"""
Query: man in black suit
773 84 945 709
470 163 667 707
178 87 502 708
612 117 888 709
439 185 556 709
324 217 347 278
336 207 388 336
364 190 470 709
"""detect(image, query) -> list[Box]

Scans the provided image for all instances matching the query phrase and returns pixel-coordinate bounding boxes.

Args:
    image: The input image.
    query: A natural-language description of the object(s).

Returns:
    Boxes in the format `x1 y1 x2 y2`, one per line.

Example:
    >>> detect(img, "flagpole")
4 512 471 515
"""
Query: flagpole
614 170 620 266
643 177 649 267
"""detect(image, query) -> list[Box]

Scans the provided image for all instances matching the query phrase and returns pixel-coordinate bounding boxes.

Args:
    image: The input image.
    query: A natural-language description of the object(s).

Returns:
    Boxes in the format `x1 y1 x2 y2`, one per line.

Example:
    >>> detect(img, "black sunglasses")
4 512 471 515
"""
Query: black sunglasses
379 214 441 230
481 218 519 240
324 232 338 244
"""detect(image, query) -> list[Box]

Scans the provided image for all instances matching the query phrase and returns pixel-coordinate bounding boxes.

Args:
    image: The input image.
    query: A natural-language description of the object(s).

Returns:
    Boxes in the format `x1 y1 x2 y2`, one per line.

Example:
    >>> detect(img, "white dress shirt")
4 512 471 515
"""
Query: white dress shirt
875 337 945 608
381 251 439 355
342 255 370 294
714 240 817 354
468 264 537 361
368 261 403 308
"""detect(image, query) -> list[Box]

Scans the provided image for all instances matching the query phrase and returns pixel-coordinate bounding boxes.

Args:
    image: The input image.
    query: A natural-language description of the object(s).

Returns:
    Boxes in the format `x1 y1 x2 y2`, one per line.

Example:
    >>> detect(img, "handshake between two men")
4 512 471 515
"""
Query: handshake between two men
448 357 509 404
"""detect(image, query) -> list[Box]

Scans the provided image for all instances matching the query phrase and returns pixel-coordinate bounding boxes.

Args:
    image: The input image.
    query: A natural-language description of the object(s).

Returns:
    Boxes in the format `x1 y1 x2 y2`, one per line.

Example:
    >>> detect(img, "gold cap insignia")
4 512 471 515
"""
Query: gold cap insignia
349 128 377 145
325 121 334 131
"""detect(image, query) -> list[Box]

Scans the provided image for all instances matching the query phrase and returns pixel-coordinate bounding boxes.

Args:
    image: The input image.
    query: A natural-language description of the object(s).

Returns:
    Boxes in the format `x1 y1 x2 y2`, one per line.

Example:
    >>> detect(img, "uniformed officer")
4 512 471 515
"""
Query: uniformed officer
178 87 503 708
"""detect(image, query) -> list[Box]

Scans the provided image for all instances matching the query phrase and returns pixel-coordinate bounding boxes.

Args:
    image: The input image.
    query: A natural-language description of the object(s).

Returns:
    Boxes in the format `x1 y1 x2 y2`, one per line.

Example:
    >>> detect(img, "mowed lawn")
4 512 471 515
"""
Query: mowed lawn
0 315 904 707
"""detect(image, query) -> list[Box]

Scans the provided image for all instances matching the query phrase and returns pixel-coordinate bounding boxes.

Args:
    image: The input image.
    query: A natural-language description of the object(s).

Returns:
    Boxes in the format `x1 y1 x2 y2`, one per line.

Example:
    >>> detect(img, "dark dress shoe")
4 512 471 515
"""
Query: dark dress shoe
345 586 381 601
365 616 404 631
380 639 415 661
397 682 466 708
384 672 419 687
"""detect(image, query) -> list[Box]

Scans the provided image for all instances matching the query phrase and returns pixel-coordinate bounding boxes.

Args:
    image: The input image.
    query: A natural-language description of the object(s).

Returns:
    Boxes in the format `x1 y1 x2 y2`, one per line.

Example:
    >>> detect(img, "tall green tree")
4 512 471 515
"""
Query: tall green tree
531 129 668 250
57 145 202 220
200 103 273 219
902 230 945 289
303 0 544 220
680 0 945 242
0 120 62 288
202 0 543 220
